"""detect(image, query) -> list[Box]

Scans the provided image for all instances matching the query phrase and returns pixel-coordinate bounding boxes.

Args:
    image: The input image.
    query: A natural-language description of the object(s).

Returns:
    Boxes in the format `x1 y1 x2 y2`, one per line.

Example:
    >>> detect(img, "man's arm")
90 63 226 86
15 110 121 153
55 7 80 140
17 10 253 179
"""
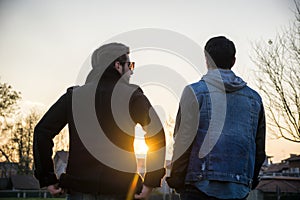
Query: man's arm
33 93 68 189
130 89 166 195
166 86 199 190
252 103 266 189
166 107 191 190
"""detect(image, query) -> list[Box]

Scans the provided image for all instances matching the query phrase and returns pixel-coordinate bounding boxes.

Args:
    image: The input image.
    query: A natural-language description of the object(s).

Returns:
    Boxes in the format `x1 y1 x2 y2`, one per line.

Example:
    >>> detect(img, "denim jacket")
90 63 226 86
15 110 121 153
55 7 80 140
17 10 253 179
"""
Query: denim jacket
167 69 266 191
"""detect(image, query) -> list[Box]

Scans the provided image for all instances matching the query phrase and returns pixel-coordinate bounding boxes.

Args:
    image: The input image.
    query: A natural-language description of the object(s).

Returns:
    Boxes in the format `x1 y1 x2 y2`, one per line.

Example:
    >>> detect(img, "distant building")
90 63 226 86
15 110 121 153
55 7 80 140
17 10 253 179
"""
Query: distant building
0 162 18 190
0 162 18 178
262 154 300 177
0 175 49 198
248 154 300 200
283 154 300 176
11 175 39 190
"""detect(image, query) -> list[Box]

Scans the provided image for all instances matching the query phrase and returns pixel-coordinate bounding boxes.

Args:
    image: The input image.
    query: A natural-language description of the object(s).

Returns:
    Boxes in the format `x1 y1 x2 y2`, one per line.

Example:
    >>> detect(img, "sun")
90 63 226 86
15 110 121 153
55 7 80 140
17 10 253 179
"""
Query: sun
134 125 149 155
134 138 149 155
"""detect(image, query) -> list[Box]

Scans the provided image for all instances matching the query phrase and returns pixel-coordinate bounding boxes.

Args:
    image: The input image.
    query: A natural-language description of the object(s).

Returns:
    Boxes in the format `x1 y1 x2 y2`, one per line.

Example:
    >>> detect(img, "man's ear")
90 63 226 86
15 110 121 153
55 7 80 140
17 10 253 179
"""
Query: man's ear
231 57 236 67
114 61 122 74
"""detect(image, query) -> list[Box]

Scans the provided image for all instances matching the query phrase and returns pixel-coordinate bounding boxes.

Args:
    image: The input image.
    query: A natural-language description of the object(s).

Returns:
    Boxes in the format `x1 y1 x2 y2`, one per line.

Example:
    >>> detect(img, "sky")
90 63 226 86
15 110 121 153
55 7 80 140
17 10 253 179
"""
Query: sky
0 0 299 162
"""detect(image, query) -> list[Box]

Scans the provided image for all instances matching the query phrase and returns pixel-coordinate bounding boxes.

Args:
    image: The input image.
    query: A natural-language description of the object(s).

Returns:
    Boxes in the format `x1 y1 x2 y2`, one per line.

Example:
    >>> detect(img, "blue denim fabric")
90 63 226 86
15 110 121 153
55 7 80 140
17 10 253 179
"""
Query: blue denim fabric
180 185 247 200
185 70 264 193
195 180 249 199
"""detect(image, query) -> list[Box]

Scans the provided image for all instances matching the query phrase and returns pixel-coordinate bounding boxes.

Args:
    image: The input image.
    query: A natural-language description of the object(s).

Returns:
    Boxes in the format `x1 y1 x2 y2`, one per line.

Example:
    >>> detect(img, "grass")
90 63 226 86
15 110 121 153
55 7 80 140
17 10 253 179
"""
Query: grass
0 198 65 200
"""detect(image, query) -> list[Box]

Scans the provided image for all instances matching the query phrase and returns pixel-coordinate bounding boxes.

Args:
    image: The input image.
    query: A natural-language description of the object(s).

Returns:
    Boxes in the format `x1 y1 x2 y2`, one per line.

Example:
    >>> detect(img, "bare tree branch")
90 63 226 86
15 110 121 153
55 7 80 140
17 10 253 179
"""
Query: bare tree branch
252 2 300 142
0 148 11 162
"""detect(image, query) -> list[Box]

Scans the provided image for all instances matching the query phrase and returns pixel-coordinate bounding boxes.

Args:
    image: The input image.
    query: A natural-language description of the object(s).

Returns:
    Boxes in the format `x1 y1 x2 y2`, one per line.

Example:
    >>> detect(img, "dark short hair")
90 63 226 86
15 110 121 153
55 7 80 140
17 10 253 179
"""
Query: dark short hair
204 36 236 69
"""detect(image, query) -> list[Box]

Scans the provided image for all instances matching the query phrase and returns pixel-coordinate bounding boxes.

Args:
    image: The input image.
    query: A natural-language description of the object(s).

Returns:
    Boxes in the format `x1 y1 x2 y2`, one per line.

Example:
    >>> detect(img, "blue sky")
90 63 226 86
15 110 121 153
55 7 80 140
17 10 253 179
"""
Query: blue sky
0 0 298 161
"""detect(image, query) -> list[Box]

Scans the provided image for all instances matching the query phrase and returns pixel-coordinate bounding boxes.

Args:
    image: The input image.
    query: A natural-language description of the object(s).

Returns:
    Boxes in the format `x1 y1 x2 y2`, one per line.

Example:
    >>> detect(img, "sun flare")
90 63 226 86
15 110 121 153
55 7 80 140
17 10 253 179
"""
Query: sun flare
134 138 149 155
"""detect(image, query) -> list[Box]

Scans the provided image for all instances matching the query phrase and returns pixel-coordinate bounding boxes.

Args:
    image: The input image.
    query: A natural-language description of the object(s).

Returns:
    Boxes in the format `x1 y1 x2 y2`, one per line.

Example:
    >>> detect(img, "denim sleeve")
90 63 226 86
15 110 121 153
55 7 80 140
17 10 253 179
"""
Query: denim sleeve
252 103 266 189
33 93 68 188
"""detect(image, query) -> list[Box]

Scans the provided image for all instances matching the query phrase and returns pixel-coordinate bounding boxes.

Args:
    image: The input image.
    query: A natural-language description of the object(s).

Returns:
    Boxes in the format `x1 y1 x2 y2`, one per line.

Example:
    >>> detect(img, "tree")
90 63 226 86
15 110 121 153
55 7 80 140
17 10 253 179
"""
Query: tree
0 81 43 174
0 111 40 174
0 82 21 162
164 115 175 158
53 127 69 152
0 81 69 175
252 1 300 142
12 111 40 174
0 82 21 117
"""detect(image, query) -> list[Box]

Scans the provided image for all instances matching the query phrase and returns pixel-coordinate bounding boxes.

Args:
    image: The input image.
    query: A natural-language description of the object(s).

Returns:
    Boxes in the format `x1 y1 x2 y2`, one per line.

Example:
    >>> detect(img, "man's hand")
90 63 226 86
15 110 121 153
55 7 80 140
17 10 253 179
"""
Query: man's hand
47 184 64 196
134 185 153 200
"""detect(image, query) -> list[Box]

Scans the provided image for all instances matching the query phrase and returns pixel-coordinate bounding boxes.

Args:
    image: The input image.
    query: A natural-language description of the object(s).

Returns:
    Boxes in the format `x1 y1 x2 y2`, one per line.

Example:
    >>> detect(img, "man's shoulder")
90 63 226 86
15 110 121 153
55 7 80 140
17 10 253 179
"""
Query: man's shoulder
190 80 206 87
242 86 263 102
189 80 209 93
127 84 151 106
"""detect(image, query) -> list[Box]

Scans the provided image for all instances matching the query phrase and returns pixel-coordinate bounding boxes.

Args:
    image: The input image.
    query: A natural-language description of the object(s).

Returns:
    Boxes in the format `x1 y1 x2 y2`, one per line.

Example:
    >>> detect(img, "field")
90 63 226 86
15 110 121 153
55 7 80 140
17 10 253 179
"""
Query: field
0 198 64 200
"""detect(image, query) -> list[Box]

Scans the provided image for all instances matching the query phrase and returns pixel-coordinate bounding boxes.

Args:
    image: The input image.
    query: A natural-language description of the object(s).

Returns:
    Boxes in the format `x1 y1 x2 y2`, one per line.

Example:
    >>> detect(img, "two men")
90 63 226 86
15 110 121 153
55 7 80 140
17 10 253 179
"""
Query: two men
34 36 266 200
167 36 266 200
33 43 166 200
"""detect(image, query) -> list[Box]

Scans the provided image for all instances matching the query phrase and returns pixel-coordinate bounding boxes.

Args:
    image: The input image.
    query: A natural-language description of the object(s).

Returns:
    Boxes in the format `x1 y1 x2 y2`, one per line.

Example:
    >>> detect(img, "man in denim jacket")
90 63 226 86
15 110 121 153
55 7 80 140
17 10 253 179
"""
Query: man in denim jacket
167 36 266 200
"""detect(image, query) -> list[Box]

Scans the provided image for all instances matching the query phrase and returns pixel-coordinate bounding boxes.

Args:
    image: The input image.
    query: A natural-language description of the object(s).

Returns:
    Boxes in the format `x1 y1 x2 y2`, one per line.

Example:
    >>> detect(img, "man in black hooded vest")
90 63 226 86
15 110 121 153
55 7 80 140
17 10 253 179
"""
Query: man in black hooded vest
33 43 166 200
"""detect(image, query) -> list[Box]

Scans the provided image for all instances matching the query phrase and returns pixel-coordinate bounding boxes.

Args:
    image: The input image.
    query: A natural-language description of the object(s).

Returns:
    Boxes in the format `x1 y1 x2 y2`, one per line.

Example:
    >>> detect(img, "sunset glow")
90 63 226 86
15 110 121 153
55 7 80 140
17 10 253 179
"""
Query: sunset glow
0 0 298 163
134 138 149 155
